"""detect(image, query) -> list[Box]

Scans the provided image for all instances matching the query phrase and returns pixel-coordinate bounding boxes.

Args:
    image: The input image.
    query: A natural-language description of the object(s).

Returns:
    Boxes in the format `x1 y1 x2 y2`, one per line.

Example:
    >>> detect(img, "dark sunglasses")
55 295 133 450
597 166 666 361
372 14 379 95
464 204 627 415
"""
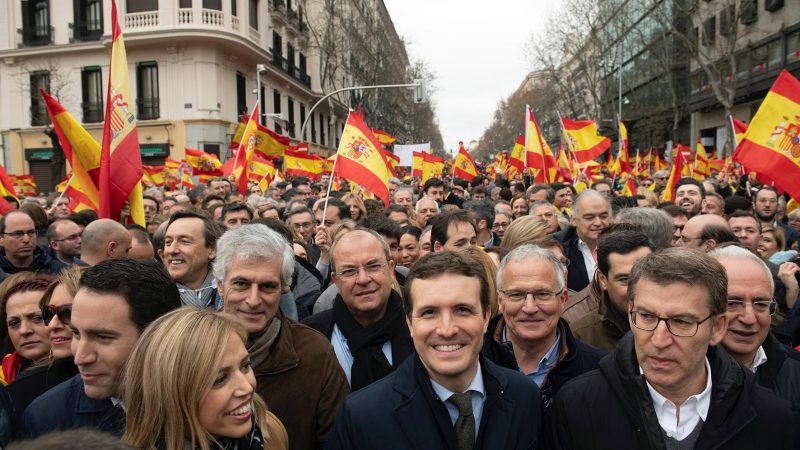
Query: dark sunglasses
42 304 72 326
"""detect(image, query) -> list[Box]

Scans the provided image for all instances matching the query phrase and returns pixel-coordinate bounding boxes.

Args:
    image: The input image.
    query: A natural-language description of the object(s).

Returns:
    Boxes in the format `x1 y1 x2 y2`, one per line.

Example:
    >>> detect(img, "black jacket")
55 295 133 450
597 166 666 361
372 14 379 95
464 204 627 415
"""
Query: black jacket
326 354 542 450
21 374 125 438
482 316 603 410
544 333 800 449
756 331 800 411
7 357 78 434
551 226 590 292
0 247 68 275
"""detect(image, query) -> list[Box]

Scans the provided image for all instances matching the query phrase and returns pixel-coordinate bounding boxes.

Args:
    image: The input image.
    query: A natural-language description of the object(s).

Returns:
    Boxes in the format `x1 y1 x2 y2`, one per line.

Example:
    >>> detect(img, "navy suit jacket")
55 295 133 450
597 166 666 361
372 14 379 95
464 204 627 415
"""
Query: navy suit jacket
325 354 542 450
552 225 590 292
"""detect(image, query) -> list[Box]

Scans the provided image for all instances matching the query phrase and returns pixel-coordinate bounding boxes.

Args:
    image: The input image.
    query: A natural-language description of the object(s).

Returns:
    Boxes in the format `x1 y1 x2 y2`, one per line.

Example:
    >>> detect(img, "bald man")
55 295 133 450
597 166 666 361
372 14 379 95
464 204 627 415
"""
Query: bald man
78 219 132 266
677 214 737 252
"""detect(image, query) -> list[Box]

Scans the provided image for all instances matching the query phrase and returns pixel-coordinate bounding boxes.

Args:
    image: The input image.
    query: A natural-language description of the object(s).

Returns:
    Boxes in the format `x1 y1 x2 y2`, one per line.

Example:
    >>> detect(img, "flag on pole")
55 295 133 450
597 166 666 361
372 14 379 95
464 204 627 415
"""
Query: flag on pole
661 145 689 202
142 165 169 187
379 149 400 176
99 0 144 225
733 70 800 199
731 118 748 148
692 140 711 180
561 117 612 163
555 143 573 183
506 135 526 179
371 129 397 146
10 175 36 197
525 105 550 173
231 115 290 159
333 111 393 206
235 105 260 195
452 142 479 181
284 148 326 180
0 165 19 215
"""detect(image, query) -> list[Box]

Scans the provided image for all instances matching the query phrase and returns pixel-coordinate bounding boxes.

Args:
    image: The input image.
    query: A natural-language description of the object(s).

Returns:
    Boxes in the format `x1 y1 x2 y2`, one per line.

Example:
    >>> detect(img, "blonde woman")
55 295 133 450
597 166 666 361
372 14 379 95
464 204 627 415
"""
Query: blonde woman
341 193 367 222
122 307 288 450
499 215 550 251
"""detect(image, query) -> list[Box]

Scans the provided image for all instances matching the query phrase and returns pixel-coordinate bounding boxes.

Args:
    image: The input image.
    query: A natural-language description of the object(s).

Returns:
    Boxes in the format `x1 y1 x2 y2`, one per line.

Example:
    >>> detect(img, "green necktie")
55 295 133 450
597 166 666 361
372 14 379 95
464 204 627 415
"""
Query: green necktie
449 392 475 450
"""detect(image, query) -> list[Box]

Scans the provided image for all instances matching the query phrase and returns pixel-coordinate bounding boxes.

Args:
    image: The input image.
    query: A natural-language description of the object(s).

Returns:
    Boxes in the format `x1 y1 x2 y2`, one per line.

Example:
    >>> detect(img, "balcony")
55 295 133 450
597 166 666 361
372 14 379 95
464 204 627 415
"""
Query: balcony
122 8 263 47
269 0 287 25
18 26 54 47
270 50 311 88
137 97 160 121
70 20 103 42
125 11 159 29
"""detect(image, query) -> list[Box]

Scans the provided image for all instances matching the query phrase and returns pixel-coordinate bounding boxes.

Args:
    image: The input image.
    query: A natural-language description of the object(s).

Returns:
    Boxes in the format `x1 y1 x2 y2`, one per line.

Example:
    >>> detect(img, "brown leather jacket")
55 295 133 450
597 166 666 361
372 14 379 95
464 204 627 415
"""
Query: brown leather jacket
252 315 350 450
561 275 602 324
570 293 629 353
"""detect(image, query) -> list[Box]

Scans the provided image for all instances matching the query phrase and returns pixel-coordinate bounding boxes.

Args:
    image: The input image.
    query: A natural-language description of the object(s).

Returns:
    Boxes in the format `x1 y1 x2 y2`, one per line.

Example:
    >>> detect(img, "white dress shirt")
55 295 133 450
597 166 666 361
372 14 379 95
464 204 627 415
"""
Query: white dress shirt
750 345 768 373
577 238 597 278
643 358 712 441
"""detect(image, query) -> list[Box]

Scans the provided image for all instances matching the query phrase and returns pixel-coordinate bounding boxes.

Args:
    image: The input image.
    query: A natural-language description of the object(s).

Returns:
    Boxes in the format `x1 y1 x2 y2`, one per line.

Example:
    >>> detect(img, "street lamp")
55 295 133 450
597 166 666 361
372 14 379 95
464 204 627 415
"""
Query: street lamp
256 64 268 125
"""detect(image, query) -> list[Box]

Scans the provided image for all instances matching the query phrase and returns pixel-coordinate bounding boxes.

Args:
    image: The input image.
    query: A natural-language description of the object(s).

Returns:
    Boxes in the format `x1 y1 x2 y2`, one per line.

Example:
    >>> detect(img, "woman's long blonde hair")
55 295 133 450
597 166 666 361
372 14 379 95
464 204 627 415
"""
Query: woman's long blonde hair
341 193 367 221
121 307 275 450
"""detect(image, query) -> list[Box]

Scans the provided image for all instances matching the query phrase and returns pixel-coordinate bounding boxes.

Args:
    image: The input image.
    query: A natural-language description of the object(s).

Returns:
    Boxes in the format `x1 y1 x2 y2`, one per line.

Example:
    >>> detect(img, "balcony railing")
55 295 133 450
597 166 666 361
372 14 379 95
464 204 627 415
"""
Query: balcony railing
18 26 54 47
270 51 311 88
178 8 193 25
69 20 103 42
82 102 104 123
137 97 160 120
122 8 267 45
125 11 159 29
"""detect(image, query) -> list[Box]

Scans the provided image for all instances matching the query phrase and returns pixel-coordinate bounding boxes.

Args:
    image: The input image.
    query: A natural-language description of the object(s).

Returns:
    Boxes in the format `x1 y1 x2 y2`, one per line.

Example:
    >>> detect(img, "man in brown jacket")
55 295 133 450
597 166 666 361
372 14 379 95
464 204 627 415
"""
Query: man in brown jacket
215 224 349 450
565 227 654 352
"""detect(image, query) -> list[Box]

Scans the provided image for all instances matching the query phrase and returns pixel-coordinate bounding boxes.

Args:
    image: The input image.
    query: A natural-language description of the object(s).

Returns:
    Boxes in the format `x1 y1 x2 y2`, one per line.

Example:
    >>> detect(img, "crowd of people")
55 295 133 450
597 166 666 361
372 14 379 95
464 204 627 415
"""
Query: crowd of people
0 167 797 449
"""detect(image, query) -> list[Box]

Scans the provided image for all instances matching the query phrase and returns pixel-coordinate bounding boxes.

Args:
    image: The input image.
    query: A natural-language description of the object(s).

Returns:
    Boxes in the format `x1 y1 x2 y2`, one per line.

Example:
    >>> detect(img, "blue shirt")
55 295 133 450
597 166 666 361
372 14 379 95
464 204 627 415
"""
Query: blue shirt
331 324 393 385
430 363 486 440
503 326 561 387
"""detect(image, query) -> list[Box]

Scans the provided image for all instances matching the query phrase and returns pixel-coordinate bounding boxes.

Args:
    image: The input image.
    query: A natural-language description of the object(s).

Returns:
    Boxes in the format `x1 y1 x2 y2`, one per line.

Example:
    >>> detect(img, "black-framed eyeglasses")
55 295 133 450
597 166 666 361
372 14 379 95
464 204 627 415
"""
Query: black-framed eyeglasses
53 233 82 242
2 230 36 239
42 304 72 326
629 310 714 337
726 299 777 316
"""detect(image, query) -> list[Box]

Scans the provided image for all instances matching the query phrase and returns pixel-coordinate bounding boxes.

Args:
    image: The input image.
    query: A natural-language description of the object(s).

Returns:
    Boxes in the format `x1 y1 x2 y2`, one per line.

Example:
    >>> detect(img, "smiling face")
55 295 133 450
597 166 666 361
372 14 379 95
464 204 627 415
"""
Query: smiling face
757 231 779 259
629 278 727 403
221 257 283 334
498 258 565 346
399 233 420 268
199 333 256 439
407 273 489 392
573 196 611 245
719 258 773 368
163 218 215 289
6 290 50 362
70 289 140 399
511 198 528 219
46 284 74 359
675 185 703 217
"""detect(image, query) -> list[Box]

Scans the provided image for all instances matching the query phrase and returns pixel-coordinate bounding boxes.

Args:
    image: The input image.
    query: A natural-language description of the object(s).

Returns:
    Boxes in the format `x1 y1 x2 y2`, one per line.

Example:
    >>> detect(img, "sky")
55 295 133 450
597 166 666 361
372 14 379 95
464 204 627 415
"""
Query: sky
383 0 559 155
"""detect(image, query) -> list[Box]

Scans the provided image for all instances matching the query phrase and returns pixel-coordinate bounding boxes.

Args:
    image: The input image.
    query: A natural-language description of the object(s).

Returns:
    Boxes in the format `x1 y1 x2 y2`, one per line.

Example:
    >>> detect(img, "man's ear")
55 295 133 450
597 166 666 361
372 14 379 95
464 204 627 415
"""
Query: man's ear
433 241 442 252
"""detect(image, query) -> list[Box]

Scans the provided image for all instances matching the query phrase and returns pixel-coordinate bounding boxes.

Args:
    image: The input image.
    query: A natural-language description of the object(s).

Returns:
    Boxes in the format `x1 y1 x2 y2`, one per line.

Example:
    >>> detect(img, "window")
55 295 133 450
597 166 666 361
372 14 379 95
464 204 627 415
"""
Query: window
287 43 295 75
719 5 735 37
287 97 295 138
136 61 159 120
236 71 247 116
300 103 306 140
179 0 192 8
740 0 757 25
81 66 103 123
311 109 317 143
787 31 800 65
702 16 715 46
319 112 325 146
203 0 222 9
21 0 51 46
127 0 158 12
231 0 237 15
273 90 282 134
249 0 258 29
272 32 282 59
73 0 103 41
299 52 307 74
29 70 50 126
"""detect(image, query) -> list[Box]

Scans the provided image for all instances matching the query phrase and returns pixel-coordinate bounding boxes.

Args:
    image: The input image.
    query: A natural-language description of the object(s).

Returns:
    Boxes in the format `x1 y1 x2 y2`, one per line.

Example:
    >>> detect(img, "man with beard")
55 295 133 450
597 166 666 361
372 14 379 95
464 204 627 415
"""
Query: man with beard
673 178 705 218
753 187 798 248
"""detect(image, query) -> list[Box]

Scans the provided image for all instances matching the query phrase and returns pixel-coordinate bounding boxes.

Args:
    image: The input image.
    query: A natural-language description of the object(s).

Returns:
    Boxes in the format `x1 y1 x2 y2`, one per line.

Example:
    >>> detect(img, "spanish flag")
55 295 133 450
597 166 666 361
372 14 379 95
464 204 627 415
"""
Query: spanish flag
231 115 290 159
452 142 479 181
185 148 222 177
731 118 748 147
561 117 612 163
142 165 169 187
0 168 16 214
556 143 574 183
413 151 444 183
733 70 800 199
284 148 325 180
332 111 392 206
40 90 101 213
235 105 260 195
611 121 631 177
661 145 689 202
525 105 549 173
506 135 526 179
692 140 711 180
10 175 36 197
372 129 397 146
247 156 276 193
379 148 400 176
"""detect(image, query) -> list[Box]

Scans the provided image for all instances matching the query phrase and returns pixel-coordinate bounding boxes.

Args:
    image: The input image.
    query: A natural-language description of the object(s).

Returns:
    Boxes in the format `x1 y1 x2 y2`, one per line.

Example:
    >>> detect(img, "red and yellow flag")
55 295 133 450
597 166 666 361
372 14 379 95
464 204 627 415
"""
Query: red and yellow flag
731 118 748 148
333 111 392 206
371 129 397 146
733 70 800 199
379 149 400 177
234 105 260 195
611 121 631 177
247 156 276 193
284 147 326 180
661 145 690 202
99 0 144 225
561 117 612 163
0 166 18 204
555 143 574 183
525 105 550 173
506 135 526 179
10 175 36 197
231 115 290 159
692 140 711 180
413 151 444 183
452 142 479 181
142 165 169 187
185 148 222 178
40 90 100 213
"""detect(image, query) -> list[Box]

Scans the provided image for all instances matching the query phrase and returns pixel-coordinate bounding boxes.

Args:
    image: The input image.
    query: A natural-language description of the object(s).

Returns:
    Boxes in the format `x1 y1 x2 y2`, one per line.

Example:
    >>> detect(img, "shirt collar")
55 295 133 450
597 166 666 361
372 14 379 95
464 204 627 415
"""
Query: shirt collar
430 362 485 400
642 357 712 422
750 345 768 373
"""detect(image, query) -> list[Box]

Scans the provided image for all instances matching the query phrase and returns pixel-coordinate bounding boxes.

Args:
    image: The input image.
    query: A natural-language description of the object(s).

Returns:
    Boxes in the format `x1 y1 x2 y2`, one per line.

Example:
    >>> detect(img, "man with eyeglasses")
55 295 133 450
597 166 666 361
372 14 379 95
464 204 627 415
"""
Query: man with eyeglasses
303 229 413 391
676 214 737 252
754 187 799 248
710 245 800 410
484 244 603 410
491 211 511 241
565 225 655 352
46 219 83 265
286 207 320 264
0 211 67 275
545 247 800 449
653 169 670 197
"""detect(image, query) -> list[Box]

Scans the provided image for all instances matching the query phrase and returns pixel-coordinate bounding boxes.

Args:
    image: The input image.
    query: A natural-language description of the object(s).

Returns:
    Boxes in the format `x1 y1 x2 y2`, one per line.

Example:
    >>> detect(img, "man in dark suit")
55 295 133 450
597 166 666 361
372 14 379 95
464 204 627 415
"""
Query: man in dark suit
326 252 543 450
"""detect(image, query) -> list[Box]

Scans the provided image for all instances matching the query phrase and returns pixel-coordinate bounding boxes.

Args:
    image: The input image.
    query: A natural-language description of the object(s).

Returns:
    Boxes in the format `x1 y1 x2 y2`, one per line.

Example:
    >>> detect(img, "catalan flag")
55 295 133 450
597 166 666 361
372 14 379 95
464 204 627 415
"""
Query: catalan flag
452 142 479 181
561 117 612 163
332 111 393 206
99 0 144 225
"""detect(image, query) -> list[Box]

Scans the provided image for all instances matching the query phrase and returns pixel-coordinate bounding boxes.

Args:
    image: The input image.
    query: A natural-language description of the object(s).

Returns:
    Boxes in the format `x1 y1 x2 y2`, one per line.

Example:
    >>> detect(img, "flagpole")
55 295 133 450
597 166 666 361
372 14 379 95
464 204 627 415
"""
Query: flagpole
556 110 587 182
321 110 352 224
232 104 259 177
52 174 75 213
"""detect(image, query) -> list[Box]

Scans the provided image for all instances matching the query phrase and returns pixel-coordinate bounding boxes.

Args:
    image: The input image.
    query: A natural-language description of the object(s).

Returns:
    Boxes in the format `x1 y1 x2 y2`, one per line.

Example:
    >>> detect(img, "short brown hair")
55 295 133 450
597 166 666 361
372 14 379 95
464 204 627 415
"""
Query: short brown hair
402 252 489 317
